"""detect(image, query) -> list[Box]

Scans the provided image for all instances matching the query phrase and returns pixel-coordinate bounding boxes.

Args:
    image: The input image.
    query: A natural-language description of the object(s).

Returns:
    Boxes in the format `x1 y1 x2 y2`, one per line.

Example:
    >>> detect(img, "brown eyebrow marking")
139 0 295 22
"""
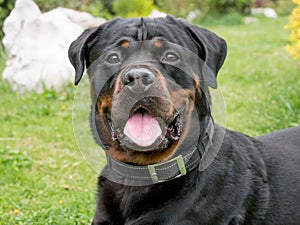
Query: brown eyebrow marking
154 39 163 48
121 40 130 48
191 70 201 97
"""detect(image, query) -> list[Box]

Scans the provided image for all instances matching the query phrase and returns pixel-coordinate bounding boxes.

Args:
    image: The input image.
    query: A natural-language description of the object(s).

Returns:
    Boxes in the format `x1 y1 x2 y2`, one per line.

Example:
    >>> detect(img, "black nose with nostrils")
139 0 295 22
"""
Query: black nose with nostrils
122 68 155 90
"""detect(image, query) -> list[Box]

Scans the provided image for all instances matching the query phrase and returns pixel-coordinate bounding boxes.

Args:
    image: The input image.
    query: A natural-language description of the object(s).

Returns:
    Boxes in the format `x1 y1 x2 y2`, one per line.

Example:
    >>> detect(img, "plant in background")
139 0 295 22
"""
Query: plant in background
206 0 253 14
112 0 155 18
285 0 300 60
0 0 16 43
34 0 111 19
155 0 198 18
155 0 253 18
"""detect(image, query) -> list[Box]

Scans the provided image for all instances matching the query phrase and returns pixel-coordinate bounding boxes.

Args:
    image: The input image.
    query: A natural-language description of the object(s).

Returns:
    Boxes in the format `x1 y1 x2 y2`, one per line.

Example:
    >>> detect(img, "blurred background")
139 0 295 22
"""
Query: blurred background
0 0 297 39
0 0 299 224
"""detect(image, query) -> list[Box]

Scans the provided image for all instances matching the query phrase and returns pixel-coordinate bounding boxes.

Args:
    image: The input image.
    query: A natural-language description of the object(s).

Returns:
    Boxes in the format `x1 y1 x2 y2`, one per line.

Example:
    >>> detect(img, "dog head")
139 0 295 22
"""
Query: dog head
69 16 226 165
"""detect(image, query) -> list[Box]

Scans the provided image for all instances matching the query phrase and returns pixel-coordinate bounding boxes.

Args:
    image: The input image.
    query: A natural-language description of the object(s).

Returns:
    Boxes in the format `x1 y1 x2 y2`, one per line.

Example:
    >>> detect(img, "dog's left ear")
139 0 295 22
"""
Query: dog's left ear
177 18 227 89
68 26 100 85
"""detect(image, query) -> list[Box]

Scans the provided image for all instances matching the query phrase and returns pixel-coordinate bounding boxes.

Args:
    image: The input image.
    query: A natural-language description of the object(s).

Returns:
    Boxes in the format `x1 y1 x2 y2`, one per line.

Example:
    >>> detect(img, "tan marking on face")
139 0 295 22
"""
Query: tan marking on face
121 40 130 48
95 92 114 146
154 39 163 48
113 74 123 95
168 80 196 116
97 95 112 114
191 70 201 97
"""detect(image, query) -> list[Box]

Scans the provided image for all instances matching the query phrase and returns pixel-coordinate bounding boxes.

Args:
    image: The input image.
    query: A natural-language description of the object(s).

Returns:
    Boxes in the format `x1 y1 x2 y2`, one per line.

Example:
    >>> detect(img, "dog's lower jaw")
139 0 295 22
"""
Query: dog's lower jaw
106 138 180 165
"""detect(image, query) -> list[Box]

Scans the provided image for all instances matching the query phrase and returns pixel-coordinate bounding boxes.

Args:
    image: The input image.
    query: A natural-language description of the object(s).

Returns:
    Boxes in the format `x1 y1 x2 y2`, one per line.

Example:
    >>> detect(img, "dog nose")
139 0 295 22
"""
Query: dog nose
122 68 155 90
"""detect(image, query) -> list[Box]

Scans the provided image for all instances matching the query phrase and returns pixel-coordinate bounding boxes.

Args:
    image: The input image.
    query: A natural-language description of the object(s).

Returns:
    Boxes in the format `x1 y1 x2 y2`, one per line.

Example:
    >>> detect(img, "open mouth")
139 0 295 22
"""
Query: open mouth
124 108 162 147
107 104 183 151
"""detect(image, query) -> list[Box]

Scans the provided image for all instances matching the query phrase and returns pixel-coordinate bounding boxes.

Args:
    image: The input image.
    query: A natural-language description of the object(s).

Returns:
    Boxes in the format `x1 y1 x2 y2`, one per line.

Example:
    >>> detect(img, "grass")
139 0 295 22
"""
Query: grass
0 16 299 224
0 52 97 223
207 17 300 135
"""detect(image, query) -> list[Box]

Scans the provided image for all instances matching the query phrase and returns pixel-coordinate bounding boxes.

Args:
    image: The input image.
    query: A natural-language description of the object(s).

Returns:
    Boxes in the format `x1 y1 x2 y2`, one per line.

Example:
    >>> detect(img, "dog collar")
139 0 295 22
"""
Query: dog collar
104 118 214 184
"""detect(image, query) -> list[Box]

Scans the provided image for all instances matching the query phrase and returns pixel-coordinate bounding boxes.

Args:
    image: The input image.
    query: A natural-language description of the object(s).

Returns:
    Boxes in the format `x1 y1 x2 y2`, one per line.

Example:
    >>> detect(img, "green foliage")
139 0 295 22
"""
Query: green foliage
34 0 110 18
155 0 198 17
267 0 296 16
34 0 70 12
0 0 16 42
81 1 112 19
194 12 244 26
206 0 254 14
0 146 32 171
112 0 155 18
155 0 253 17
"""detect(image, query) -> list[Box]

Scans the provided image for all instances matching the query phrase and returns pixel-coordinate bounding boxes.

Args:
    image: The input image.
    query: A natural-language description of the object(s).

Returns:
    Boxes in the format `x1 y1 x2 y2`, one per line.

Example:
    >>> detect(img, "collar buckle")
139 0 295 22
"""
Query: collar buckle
147 155 187 183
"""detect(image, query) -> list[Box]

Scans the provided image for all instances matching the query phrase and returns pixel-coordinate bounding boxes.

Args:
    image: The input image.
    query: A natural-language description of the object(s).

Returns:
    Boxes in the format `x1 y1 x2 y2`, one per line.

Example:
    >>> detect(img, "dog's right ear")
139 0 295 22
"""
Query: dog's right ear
68 26 100 85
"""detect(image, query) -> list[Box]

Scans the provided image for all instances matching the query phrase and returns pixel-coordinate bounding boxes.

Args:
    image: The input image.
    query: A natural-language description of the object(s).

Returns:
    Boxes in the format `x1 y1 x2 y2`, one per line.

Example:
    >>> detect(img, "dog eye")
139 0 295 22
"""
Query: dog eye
163 52 179 62
106 53 121 64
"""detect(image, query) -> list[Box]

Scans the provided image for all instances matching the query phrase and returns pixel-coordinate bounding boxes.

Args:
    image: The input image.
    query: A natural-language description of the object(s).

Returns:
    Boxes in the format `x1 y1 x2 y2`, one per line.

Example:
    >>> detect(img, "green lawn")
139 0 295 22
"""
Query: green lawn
0 16 299 224
215 17 300 135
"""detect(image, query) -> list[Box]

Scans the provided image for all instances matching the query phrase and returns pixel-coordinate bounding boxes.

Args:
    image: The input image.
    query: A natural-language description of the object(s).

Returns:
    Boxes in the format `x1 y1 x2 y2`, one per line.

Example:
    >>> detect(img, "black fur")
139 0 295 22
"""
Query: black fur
68 16 300 225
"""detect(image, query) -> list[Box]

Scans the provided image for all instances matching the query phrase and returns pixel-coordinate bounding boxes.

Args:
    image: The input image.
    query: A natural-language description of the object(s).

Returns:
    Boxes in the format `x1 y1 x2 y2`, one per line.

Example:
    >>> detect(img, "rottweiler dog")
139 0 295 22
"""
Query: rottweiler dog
68 16 300 225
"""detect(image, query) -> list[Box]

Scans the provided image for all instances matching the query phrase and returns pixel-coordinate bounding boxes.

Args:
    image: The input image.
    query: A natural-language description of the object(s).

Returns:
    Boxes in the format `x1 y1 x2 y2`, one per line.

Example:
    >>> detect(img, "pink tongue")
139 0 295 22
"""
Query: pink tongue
124 112 162 147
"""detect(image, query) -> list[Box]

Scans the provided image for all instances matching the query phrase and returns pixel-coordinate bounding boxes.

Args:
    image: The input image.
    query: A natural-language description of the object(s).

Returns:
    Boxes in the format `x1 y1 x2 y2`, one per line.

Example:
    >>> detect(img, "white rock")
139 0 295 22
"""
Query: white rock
2 0 41 52
187 10 200 22
251 8 278 19
55 7 106 28
148 10 167 18
2 0 106 94
264 8 278 19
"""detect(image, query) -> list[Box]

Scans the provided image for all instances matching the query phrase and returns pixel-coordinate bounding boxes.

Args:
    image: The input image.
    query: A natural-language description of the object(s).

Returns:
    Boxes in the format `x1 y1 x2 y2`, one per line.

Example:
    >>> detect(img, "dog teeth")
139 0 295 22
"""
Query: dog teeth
171 133 180 140
165 123 181 141
111 127 124 141
111 132 117 141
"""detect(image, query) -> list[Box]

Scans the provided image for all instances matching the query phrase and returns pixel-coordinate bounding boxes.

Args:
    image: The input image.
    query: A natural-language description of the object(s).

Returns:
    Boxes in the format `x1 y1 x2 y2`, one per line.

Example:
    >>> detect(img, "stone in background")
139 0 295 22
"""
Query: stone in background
2 0 105 94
